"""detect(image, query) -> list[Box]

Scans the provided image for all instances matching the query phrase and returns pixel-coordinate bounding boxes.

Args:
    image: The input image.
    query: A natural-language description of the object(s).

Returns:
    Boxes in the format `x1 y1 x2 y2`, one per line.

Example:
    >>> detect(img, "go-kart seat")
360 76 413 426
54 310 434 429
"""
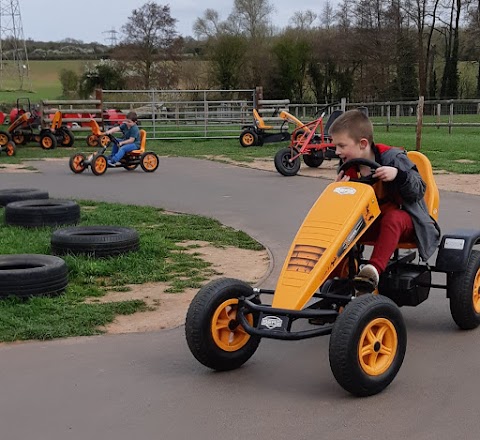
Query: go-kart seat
126 129 147 156
253 109 273 130
324 110 344 138
88 119 103 136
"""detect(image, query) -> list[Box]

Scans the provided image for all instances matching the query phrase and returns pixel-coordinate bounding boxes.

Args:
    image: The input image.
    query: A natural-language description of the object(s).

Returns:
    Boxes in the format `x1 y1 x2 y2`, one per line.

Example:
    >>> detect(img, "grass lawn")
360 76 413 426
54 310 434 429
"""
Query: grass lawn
0 200 263 342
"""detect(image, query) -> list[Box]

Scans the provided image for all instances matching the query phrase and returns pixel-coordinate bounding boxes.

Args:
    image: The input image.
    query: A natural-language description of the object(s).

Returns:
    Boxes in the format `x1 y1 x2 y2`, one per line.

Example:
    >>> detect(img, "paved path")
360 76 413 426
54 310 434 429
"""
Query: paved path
1 158 480 440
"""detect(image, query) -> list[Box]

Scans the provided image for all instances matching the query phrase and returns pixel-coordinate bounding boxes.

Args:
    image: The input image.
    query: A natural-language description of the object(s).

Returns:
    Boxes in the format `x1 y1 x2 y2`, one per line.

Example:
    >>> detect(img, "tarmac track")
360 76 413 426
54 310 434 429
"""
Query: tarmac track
0 157 479 440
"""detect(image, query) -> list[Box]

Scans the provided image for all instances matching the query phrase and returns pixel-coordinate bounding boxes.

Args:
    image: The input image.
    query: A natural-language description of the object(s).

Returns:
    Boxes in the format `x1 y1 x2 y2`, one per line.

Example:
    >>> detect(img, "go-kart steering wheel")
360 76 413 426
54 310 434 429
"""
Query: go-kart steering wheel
338 158 381 184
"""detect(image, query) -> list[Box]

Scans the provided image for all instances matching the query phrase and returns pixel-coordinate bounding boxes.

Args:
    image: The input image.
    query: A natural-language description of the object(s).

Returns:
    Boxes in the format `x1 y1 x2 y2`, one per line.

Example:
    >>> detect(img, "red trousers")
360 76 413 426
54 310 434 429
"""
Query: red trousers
360 207 415 274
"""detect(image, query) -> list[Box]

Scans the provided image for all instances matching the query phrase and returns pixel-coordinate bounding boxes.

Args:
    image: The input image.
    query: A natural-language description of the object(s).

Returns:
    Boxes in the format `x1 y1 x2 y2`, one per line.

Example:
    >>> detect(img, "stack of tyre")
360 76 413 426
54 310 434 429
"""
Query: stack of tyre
0 188 139 300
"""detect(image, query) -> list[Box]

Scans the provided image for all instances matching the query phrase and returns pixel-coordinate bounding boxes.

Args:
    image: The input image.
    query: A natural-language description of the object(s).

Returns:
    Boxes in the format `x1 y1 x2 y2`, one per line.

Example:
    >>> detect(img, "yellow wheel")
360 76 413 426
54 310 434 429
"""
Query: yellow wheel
0 131 11 146
185 278 261 371
91 154 108 176
239 129 258 147
99 135 110 147
449 250 480 329
40 132 57 150
329 294 406 396
69 153 87 174
140 152 159 172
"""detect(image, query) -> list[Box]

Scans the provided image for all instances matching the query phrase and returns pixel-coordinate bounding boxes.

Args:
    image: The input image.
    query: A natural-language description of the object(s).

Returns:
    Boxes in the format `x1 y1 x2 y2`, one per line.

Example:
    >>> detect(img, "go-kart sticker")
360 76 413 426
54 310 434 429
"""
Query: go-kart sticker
334 187 357 195
444 238 465 250
260 314 288 331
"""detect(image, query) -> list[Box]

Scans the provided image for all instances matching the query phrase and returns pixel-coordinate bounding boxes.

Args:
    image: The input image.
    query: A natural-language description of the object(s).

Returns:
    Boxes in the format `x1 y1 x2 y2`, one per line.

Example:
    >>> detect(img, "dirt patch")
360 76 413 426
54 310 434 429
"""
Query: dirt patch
97 241 270 334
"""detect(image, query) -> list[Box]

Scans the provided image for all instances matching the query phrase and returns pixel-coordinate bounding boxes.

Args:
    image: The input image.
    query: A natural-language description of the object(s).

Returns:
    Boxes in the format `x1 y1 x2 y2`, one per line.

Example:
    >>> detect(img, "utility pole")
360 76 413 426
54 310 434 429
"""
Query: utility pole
0 0 31 90
103 28 119 47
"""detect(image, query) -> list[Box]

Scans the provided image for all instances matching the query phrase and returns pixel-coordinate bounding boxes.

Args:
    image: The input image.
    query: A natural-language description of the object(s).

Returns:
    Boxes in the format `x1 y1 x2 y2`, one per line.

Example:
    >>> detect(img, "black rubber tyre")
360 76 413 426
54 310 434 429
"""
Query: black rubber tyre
0 188 49 207
123 163 139 171
303 150 325 168
329 294 407 397
51 226 140 258
92 154 108 176
274 147 301 176
86 134 98 147
0 130 11 146
140 152 159 172
0 254 68 298
69 153 87 174
5 199 80 228
59 127 75 147
12 133 26 145
239 129 258 147
5 141 16 156
448 250 480 330
40 132 57 150
185 277 261 371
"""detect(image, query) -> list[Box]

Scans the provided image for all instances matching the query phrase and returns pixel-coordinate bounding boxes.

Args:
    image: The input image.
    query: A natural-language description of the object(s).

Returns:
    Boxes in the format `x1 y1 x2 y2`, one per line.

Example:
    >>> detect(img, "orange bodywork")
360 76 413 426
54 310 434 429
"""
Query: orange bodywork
272 182 381 310
9 112 30 132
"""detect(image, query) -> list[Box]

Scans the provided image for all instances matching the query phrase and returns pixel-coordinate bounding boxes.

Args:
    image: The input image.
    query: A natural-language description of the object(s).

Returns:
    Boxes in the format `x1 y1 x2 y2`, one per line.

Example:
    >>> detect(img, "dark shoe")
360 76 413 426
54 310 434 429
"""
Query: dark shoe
353 264 379 295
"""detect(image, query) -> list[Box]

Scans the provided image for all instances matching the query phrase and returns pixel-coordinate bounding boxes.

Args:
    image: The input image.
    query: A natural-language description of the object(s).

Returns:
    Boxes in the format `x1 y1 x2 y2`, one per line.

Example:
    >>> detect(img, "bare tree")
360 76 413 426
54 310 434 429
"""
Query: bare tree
321 1 336 29
193 9 223 40
118 2 180 89
289 10 318 30
229 0 275 38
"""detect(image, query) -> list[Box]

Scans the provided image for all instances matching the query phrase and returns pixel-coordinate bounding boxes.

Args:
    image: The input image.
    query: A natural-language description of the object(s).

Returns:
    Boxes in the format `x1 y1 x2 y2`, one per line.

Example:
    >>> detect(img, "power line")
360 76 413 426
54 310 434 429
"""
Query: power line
0 0 31 91
103 28 119 47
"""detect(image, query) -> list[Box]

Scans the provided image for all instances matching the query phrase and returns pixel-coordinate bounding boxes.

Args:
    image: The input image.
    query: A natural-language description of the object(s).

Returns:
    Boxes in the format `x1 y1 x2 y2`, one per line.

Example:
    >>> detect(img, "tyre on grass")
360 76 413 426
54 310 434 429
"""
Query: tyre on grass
0 188 49 207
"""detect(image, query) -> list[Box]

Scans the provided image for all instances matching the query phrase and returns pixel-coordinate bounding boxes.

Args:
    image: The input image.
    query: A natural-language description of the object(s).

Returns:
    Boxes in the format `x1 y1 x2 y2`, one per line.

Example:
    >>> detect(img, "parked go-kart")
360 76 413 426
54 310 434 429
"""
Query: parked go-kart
186 151 480 396
239 108 311 147
85 119 110 148
273 109 344 176
69 130 159 176
0 98 74 150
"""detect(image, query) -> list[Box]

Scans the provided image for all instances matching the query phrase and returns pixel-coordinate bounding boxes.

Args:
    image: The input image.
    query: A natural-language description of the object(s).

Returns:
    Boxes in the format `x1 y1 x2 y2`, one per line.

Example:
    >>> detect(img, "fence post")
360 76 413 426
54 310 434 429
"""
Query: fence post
448 101 454 134
204 91 208 137
416 96 424 151
396 104 400 122
340 98 346 112
436 103 441 129
96 89 103 126
386 102 391 132
255 86 263 109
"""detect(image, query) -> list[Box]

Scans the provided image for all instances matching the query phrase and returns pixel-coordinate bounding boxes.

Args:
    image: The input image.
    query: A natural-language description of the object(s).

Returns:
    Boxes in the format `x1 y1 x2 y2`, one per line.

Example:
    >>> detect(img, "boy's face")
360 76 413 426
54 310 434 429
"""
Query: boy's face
332 131 369 162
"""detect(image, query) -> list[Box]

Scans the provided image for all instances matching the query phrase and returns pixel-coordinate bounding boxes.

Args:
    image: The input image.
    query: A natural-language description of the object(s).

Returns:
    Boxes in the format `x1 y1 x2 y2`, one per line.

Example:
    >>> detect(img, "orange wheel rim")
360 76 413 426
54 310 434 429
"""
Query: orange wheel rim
95 157 107 173
473 269 480 313
64 134 71 143
13 135 24 144
358 318 398 376
100 136 109 147
42 137 53 148
6 145 14 156
144 154 158 170
72 155 84 171
0 134 8 144
243 133 254 145
211 299 252 352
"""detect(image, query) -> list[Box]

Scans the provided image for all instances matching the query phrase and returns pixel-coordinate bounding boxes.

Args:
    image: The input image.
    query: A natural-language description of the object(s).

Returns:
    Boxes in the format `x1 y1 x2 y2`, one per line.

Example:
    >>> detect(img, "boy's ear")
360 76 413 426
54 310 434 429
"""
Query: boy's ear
359 138 369 150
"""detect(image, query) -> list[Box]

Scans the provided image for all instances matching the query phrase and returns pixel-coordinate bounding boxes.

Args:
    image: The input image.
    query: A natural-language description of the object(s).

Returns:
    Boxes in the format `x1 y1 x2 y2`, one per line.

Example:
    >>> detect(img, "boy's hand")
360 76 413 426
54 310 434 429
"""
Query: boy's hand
373 166 398 182
336 170 350 182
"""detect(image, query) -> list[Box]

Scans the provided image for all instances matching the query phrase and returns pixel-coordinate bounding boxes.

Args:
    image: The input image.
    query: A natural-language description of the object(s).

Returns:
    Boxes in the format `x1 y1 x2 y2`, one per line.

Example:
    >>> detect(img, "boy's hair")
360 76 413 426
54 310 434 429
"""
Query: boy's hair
125 111 138 122
329 109 374 144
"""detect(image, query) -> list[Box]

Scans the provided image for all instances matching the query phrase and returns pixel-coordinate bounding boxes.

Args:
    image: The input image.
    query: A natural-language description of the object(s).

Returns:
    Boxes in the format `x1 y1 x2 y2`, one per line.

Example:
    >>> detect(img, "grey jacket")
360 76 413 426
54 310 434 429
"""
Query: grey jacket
374 144 441 261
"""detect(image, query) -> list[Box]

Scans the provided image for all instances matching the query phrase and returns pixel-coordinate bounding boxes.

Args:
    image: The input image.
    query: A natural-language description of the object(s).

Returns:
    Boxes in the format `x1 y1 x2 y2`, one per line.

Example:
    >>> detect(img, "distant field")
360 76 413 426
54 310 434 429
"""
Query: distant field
0 60 86 105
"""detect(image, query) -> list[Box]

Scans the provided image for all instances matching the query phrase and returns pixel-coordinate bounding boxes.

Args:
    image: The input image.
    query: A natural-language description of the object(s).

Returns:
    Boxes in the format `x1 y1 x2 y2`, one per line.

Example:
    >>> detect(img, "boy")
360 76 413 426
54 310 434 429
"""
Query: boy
104 111 140 166
329 109 440 294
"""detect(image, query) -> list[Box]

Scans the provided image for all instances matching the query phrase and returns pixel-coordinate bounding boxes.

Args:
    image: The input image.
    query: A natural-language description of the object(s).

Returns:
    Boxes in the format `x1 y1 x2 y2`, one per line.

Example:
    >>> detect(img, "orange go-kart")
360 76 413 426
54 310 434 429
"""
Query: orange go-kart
85 119 111 148
69 129 159 176
186 151 480 396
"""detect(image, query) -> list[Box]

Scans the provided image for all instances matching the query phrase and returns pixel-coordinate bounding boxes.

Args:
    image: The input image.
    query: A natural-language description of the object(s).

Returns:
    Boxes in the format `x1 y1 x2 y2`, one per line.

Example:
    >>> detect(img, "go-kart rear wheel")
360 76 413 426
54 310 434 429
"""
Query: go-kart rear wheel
329 294 406 397
86 134 98 147
12 133 26 145
60 128 75 147
448 250 480 330
239 129 258 148
292 129 305 142
91 154 108 176
274 147 301 176
5 141 16 157
0 130 11 146
303 150 325 168
69 153 87 174
140 152 159 172
40 132 57 150
99 135 110 148
185 277 261 371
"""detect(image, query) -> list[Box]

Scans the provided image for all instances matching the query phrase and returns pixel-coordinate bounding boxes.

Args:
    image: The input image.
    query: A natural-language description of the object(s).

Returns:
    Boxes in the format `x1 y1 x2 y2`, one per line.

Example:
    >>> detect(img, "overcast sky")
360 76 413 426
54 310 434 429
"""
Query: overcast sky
18 0 335 44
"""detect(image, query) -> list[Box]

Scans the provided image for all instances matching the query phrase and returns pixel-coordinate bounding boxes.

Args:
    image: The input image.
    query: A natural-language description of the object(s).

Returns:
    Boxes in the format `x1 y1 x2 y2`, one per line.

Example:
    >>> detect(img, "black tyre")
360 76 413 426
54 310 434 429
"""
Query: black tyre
5 199 80 228
91 154 108 176
59 127 75 147
185 277 261 371
86 134 98 147
69 153 87 174
239 129 258 148
5 141 16 157
292 129 305 142
274 147 301 176
40 132 57 150
448 250 480 330
0 130 11 146
12 133 26 145
303 150 325 168
140 152 159 172
123 163 139 171
51 226 140 258
329 294 407 397
0 188 49 207
0 254 68 298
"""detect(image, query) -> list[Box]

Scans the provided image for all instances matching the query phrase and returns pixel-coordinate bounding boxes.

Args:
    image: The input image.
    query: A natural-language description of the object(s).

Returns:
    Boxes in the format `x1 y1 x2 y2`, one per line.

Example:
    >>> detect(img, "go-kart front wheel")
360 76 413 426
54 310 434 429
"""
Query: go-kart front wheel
69 153 87 174
329 294 407 397
86 134 98 147
0 130 11 146
274 148 300 176
91 154 108 176
239 129 258 148
140 152 159 172
448 250 480 330
40 132 57 150
185 278 261 371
